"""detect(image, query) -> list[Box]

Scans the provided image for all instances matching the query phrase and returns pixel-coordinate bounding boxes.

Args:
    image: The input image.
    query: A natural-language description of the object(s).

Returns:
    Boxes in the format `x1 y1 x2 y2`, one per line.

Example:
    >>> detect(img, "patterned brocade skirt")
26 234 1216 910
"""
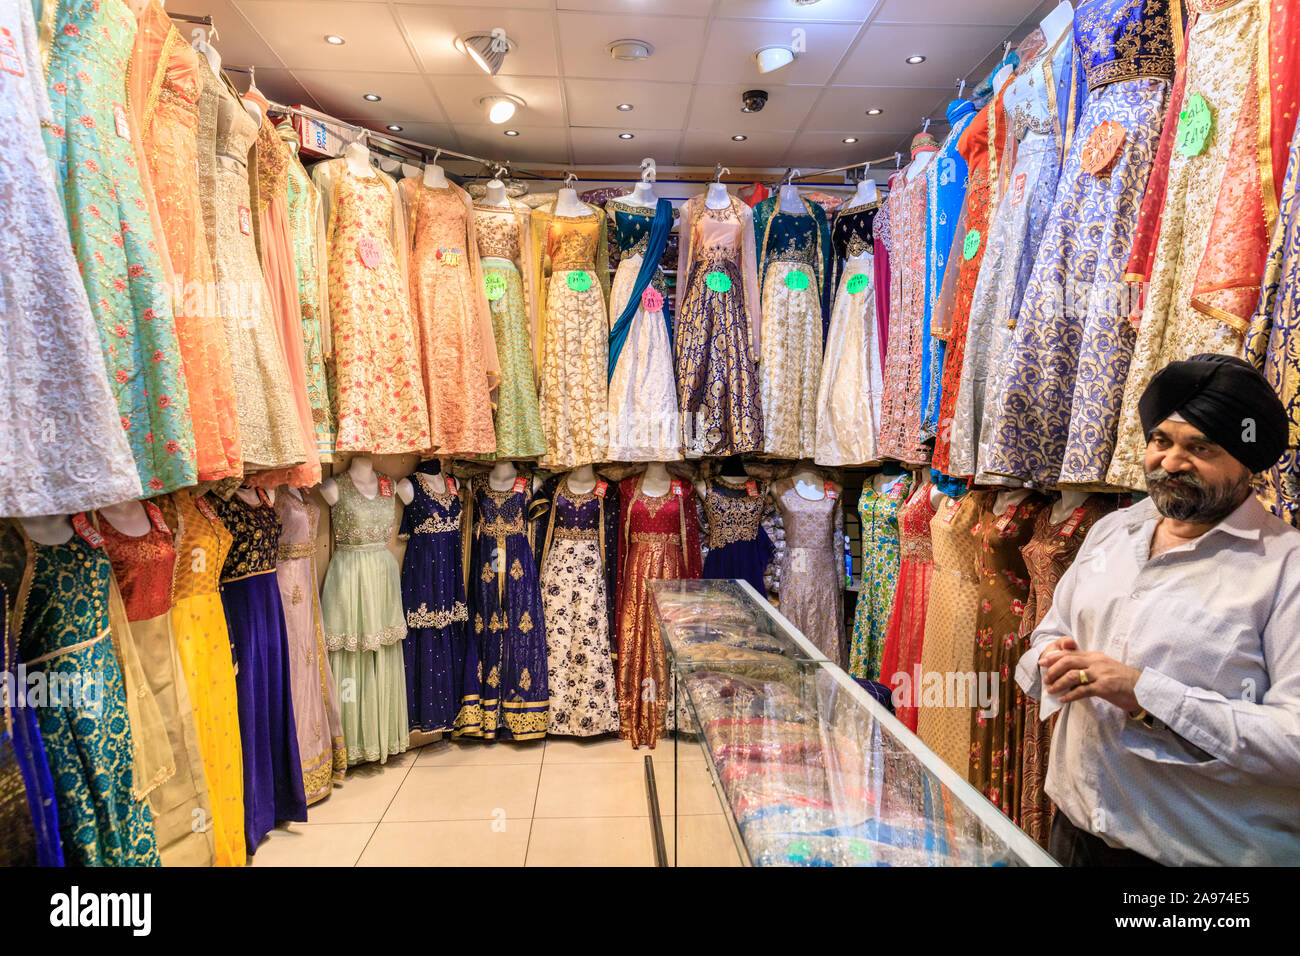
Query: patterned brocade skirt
482 257 546 460
540 268 609 470
759 260 822 459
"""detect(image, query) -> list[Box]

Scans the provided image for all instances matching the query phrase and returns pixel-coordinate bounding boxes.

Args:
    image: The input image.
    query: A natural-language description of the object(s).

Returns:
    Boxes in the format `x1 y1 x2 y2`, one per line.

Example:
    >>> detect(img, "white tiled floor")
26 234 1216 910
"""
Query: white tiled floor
249 736 743 867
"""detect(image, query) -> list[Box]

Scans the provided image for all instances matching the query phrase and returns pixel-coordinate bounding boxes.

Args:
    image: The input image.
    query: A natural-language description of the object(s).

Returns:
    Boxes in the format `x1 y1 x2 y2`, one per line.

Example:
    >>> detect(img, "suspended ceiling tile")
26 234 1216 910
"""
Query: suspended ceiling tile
713 0 879 22
678 129 797 167
229 66 321 111
685 83 821 133
456 124 571 164
198 1 286 67
696 19 861 87
434 75 566 127
564 79 692 130
874 0 1043 26
554 12 707 82
568 128 683 166
291 69 450 123
558 0 703 14
230 1 420 72
397 5 560 76
835 22 1013 86
357 121 460 153
780 130 903 169
803 85 949 133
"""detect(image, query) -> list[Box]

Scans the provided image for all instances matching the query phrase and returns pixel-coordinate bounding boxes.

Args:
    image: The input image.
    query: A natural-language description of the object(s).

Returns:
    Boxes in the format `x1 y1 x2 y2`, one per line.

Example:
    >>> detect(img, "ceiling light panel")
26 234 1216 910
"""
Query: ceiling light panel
232 1 419 72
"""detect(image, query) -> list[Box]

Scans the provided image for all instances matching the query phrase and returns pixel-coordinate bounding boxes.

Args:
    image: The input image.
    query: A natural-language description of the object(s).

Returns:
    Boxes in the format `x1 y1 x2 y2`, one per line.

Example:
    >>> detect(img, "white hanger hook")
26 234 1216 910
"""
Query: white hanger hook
432 147 443 165
713 164 730 183
564 171 578 188
957 77 966 98
640 157 656 183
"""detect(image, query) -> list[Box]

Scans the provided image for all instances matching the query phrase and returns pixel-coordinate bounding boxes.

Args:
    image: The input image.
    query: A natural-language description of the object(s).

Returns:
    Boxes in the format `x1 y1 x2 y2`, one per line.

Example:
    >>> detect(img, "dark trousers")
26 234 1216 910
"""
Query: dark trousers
1048 812 1164 867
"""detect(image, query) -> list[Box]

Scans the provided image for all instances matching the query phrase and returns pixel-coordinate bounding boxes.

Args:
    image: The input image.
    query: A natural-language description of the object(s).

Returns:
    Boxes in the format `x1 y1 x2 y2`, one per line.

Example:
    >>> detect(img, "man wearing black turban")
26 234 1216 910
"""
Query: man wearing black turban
1014 354 1300 867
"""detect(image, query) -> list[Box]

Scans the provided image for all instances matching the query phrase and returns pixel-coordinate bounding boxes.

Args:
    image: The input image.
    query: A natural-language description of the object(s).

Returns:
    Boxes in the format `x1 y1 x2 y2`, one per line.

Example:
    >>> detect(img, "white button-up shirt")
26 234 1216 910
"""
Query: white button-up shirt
1016 495 1300 866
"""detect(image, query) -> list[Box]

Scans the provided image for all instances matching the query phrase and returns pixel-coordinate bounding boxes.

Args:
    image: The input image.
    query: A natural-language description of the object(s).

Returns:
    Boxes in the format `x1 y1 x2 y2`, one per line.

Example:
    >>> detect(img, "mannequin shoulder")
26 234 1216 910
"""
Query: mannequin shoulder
320 477 339 506
396 477 415 505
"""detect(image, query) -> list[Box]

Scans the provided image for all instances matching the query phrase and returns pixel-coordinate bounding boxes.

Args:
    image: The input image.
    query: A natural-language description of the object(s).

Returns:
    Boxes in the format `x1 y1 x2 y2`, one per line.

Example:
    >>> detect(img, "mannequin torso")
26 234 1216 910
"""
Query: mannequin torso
20 515 75 546
483 179 509 207
778 183 806 215
906 150 936 183
621 181 657 208
791 463 824 501
423 163 448 189
99 500 152 537
321 456 412 506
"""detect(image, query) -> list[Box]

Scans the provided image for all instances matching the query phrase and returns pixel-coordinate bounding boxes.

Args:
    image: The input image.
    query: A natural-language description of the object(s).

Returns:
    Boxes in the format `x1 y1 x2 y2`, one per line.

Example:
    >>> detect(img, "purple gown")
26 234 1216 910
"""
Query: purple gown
701 477 774 595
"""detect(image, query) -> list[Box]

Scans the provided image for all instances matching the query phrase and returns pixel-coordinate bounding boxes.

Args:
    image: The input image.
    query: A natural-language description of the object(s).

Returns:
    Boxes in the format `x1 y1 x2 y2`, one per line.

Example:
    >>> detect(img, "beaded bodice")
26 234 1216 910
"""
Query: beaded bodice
704 478 767 549
476 483 528 541
332 473 397 547
213 492 280 580
403 473 462 537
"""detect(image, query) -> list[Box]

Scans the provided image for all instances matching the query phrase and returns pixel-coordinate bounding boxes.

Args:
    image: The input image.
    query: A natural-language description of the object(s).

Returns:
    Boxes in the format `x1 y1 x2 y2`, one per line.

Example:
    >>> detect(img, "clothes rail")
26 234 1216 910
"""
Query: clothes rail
166 11 213 26
790 154 900 181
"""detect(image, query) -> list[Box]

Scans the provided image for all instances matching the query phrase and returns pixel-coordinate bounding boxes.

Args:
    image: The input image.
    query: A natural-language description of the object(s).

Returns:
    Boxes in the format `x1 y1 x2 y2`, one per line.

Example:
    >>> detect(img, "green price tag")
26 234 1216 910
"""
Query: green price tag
786 839 811 862
784 269 811 291
848 838 872 862
1175 92 1213 158
705 270 732 293
963 229 981 261
846 273 870 295
566 270 592 292
484 273 507 301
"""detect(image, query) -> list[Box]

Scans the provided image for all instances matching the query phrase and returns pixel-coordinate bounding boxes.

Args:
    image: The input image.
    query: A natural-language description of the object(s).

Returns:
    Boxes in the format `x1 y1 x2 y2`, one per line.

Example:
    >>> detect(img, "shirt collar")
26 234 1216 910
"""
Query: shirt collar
1122 494 1264 543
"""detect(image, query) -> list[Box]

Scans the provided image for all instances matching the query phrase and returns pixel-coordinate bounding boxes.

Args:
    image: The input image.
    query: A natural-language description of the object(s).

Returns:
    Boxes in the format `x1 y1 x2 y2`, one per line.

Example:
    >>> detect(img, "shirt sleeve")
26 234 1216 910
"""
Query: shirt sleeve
1015 545 1086 705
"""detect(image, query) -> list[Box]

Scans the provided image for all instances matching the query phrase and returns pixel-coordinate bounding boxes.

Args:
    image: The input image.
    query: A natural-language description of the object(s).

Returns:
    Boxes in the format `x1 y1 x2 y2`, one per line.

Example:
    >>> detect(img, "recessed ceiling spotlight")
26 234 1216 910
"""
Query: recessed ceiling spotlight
454 31 515 76
905 54 927 64
754 45 796 74
618 132 635 139
606 38 654 61
731 134 748 141
363 93 381 102
842 136 858 144
503 129 520 136
478 94 525 124
386 124 403 132
324 34 345 45
866 107 883 116
617 103 634 111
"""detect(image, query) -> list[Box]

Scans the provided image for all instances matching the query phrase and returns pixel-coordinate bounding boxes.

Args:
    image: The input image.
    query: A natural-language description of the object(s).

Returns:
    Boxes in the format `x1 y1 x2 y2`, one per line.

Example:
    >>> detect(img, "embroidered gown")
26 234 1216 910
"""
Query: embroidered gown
700 476 774 595
616 475 702 748
982 0 1177 488
275 490 345 804
675 196 765 457
42 0 197 496
321 474 409 765
457 479 549 741
849 474 910 681
607 199 682 461
877 483 938 732
815 198 885 466
533 475 620 737
474 200 546 459
772 478 846 667
754 197 832 459
213 492 308 850
398 471 470 735
0 0 141 516
404 179 499 456
0 523 159 866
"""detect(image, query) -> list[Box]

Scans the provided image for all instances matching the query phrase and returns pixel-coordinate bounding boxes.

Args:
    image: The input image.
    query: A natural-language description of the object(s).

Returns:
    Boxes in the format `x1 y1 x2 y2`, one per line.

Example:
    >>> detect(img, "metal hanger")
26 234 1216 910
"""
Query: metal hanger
712 164 730 183
640 157 656 183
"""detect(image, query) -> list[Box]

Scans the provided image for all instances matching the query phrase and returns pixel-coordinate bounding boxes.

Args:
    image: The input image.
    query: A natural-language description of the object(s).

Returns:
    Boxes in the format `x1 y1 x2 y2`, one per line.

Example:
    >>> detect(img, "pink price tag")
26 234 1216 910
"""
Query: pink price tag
72 513 104 548
378 476 393 498
238 206 252 235
0 28 25 77
358 236 381 268
113 103 130 141
594 480 608 498
144 501 170 535
641 287 664 312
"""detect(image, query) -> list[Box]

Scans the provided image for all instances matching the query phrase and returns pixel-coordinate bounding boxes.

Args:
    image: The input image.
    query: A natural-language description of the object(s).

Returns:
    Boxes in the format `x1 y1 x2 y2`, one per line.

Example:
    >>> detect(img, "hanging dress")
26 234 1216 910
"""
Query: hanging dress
772 477 846 666
966 492 1049 817
849 473 910 681
458 479 549 741
0 522 160 866
915 490 987 777
100 508 215 866
197 67 305 472
815 197 884 466
877 482 938 732
41 0 197 496
949 17 1080 482
873 203 893 372
700 476 774 596
754 197 832 459
129 0 242 482
607 198 682 461
1017 495 1114 847
0 0 141 516
212 491 308 850
161 489 245 866
474 199 546 459
404 178 500 456
534 475 620 737
398 471 470 735
321 474 409 765
1108 0 1300 489
615 474 702 748
675 195 765 457
983 0 1177 488
321 165 430 455
275 490 345 804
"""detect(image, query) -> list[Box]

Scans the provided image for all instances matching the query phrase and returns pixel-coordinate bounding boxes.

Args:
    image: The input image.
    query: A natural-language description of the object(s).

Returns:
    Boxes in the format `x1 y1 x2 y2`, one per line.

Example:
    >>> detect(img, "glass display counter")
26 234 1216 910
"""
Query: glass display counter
649 579 1057 867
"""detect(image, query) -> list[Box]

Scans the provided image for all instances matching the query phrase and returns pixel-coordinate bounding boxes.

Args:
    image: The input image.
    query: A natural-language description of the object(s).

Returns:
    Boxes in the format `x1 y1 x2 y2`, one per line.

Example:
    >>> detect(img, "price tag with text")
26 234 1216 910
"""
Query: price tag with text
784 269 811 291
1012 173 1026 207
641 287 664 312
445 475 457 494
238 206 252 235
594 480 608 498
195 496 219 522
846 273 869 295
358 236 381 268
144 501 170 535
745 480 758 497
484 272 507 300
512 476 528 493
1059 506 1088 537
705 271 732 293
113 103 131 141
671 479 685 497
944 495 966 523
824 481 838 500
0 28 25 77
72 513 104 548
378 476 393 498
995 503 1018 533
566 270 592 292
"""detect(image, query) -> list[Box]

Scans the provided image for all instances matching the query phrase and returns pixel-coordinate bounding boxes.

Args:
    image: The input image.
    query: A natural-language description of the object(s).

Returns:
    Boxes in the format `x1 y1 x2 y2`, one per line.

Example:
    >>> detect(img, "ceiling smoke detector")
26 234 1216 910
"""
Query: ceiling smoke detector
606 38 654 61
455 31 516 76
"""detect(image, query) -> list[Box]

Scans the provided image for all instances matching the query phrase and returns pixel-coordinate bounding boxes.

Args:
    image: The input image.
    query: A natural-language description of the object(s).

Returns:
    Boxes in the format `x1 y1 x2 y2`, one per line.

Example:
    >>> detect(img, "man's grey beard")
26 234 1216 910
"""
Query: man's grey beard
1144 467 1250 524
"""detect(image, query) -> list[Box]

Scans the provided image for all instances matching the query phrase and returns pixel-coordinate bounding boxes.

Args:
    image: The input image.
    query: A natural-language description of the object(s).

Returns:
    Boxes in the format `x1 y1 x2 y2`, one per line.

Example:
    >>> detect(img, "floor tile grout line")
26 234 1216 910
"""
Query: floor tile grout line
354 749 423 865
522 741 546 865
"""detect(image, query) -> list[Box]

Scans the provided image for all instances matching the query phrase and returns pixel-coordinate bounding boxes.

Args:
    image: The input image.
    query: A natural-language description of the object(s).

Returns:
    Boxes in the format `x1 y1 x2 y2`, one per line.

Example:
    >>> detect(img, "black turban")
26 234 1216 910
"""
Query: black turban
1138 353 1288 473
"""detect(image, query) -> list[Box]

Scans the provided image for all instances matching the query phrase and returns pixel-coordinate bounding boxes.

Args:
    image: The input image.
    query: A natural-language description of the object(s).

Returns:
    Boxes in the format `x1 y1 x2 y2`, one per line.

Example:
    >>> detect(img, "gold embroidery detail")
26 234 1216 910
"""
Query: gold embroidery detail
509 557 523 581
481 562 494 583
705 484 766 548
519 668 531 691
406 601 469 629
519 611 534 633
487 665 500 688
475 614 484 634
290 584 304 606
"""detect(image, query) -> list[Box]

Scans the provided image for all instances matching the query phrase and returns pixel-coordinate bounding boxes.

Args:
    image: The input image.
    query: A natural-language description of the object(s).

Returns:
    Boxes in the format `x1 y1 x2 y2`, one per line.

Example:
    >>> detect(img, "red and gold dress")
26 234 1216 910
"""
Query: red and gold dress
615 474 702 748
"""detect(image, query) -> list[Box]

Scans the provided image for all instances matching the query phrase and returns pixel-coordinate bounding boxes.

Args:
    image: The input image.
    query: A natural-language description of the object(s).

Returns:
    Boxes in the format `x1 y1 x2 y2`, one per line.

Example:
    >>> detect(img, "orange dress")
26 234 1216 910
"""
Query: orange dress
130 1 242 481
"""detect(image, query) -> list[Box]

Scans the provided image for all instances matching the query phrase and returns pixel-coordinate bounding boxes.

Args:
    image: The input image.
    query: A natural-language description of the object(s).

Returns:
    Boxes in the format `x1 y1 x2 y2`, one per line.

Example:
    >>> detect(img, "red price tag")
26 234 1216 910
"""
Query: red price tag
113 103 130 141
594 480 608 498
255 487 271 507
671 479 685 497
512 476 527 493
1059 506 1088 537
994 503 1018 533
745 480 758 497
238 206 252 235
944 496 965 524
824 481 838 501
444 475 457 494
0 28 25 77
72 513 104 548
887 480 904 501
1012 173 1026 207
144 501 170 535
358 236 381 268
378 476 393 498
195 496 218 522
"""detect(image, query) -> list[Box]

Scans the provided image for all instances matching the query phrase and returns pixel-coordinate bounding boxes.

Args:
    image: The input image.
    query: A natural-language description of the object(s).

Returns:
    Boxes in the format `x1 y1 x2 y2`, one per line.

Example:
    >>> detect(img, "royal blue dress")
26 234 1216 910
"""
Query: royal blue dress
700 477 774 595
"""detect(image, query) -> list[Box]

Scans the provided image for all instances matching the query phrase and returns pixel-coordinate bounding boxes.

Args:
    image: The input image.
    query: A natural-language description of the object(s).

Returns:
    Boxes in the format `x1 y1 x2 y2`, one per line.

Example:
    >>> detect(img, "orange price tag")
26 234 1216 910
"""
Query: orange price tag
72 513 104 548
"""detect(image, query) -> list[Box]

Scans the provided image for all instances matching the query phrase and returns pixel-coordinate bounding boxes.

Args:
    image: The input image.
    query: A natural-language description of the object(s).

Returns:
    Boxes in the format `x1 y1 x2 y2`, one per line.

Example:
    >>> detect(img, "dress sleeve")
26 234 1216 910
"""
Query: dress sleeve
461 186 501 392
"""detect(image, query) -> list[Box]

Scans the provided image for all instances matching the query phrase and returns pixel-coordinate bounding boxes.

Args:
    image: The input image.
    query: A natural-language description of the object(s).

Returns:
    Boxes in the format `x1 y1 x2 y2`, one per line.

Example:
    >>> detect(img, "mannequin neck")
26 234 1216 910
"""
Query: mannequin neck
349 456 375 483
778 183 805 214
99 500 151 536
791 462 821 496
851 179 878 207
555 188 589 217
489 461 518 491
1040 0 1073 46
484 179 509 206
20 515 74 546
345 143 374 178
567 465 596 494
1051 489 1089 523
642 463 671 497
994 488 1031 514
705 183 731 209
625 181 657 206
907 150 935 182
423 163 447 188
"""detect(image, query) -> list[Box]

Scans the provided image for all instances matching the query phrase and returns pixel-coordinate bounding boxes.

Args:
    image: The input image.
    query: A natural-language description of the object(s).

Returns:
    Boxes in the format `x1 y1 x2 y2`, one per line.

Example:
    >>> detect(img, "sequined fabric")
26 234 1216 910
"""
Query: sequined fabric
773 478 846 666
212 492 280 580
815 255 883 466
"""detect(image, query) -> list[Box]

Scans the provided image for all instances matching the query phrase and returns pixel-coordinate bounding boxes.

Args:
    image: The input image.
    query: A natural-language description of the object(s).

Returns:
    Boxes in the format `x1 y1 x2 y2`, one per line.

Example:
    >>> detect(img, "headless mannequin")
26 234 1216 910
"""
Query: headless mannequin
849 177 878 209
1039 1 1075 50
423 162 447 189
641 462 672 498
19 515 74 546
236 486 275 507
778 182 805 215
401 163 422 181
436 457 459 494
99 499 152 537
344 141 375 179
1051 488 1090 524
321 456 413 506
992 488 1031 516
791 460 824 501
872 471 906 495
622 181 657 208
488 460 540 495
483 178 510 208
191 26 221 77
906 146 936 183
567 464 597 495
705 182 731 210
554 186 591 218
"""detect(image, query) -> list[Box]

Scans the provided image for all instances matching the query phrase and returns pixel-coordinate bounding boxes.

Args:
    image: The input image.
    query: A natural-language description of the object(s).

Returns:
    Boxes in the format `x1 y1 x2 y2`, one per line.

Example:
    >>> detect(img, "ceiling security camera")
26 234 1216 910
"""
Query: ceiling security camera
742 89 769 112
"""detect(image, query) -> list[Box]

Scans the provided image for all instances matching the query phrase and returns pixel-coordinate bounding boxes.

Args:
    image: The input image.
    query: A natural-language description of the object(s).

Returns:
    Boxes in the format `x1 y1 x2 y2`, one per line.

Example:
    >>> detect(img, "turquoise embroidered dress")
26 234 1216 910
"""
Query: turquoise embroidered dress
38 0 196 496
